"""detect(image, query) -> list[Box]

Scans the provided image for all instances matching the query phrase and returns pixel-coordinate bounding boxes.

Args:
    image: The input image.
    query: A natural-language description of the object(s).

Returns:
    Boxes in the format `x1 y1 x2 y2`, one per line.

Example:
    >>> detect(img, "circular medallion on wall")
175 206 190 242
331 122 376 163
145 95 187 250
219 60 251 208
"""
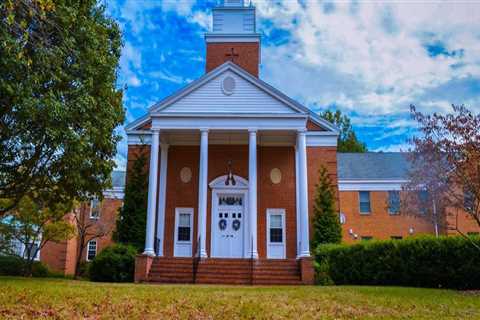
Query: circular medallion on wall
180 167 192 183
270 168 282 184
221 76 236 95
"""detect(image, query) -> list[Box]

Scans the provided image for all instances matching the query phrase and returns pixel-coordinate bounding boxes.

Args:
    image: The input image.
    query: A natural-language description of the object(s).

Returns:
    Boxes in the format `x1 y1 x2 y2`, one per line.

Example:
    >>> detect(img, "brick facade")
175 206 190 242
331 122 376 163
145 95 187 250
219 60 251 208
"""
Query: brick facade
338 191 435 242
206 42 260 77
39 198 122 275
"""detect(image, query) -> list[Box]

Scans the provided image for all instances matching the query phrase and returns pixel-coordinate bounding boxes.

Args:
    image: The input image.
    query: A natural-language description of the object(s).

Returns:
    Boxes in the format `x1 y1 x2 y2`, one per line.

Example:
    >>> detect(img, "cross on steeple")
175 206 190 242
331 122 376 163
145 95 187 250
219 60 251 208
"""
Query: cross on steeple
225 47 239 62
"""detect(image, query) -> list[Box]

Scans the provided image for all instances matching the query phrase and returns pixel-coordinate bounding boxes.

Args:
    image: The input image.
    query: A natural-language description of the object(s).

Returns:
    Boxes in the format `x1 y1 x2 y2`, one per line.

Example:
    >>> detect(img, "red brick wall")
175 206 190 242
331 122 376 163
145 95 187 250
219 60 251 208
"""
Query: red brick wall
164 146 200 257
79 198 122 263
339 191 435 242
40 198 122 274
258 146 297 258
446 207 480 236
161 144 301 258
206 42 259 77
307 146 339 227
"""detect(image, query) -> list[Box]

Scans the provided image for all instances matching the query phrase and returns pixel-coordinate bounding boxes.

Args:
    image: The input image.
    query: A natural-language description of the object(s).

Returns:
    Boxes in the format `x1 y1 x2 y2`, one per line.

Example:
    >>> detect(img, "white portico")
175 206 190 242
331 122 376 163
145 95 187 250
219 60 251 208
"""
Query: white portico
126 62 338 260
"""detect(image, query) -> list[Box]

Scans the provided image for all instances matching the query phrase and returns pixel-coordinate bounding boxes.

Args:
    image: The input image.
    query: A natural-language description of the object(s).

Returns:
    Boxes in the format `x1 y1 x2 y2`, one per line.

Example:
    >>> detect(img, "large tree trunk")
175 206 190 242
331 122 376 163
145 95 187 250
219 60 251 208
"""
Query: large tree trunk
73 234 85 279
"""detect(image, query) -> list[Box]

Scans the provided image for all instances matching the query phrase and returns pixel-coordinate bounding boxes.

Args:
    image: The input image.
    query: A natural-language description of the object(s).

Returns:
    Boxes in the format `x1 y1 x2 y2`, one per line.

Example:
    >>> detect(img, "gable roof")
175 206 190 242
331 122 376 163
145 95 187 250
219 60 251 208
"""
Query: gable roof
337 152 411 180
126 61 338 133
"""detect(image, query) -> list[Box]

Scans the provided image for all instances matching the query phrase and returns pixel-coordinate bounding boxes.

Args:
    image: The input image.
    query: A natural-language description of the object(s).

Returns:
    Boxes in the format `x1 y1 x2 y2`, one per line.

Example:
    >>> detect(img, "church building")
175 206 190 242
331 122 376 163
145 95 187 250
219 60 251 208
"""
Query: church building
126 0 338 285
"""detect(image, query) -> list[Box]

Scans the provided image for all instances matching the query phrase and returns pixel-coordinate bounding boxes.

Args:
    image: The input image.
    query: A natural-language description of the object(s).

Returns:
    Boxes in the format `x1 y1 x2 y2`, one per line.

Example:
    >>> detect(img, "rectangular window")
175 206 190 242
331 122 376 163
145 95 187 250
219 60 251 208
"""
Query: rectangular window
388 191 400 214
87 240 97 261
391 236 403 240
359 191 371 214
464 190 474 212
269 214 284 243
177 213 192 242
361 236 373 241
267 209 286 259
90 198 101 219
418 190 429 215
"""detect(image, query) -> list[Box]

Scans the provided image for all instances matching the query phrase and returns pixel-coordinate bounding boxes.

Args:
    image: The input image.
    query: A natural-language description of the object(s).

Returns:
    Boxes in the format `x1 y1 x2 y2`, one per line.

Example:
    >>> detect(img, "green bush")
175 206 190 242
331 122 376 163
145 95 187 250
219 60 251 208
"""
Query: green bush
0 255 24 276
314 236 480 289
31 261 49 277
0 255 51 277
89 244 136 282
77 261 91 279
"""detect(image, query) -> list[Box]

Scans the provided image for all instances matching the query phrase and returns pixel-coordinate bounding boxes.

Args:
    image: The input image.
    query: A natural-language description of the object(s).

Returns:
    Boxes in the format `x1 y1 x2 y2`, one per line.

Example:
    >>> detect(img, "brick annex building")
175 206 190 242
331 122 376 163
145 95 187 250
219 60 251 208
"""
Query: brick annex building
31 1 479 280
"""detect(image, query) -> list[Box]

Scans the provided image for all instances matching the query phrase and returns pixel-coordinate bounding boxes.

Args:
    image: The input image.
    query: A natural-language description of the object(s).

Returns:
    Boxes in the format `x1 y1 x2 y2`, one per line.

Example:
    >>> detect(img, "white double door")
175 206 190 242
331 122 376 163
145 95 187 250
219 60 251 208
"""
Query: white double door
212 194 245 258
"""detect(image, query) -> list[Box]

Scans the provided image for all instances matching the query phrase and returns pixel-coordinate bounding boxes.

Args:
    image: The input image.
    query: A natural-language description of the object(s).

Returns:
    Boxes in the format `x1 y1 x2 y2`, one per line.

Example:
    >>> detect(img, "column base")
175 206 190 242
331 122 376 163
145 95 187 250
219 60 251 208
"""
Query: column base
142 248 156 256
134 254 154 283
199 249 208 258
299 256 315 285
249 251 259 259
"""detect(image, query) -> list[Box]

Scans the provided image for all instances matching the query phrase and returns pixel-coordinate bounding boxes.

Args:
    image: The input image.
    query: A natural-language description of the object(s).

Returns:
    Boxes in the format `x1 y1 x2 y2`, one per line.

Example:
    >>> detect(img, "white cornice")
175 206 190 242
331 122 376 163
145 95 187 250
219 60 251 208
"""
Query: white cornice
103 187 124 200
338 179 409 191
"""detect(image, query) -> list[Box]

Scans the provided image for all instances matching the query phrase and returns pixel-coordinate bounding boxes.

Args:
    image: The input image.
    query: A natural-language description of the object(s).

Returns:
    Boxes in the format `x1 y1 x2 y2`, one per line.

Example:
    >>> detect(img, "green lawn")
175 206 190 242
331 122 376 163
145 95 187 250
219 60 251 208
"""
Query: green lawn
0 277 479 319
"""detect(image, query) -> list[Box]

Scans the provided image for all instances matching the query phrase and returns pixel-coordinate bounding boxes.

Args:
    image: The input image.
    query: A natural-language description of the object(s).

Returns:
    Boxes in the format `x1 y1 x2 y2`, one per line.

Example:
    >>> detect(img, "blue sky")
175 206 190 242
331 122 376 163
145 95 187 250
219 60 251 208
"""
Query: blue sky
105 1 480 169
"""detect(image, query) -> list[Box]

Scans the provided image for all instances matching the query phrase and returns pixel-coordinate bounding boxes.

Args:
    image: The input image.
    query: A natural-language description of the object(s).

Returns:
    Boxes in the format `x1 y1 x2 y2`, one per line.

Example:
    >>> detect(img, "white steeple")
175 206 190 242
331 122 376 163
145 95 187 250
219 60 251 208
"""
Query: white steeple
207 0 257 37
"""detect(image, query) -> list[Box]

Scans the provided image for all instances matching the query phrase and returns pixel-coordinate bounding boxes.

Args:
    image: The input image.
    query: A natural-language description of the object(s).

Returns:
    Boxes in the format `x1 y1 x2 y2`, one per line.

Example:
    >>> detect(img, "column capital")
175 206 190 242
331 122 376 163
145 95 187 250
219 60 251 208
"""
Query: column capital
297 128 307 135
248 127 258 133
151 128 160 133
199 128 209 133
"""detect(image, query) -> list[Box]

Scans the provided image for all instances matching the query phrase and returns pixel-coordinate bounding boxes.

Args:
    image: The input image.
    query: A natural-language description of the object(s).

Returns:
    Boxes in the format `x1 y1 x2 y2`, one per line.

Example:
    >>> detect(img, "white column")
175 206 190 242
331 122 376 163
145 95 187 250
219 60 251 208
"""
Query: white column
248 129 259 259
297 130 310 257
156 143 169 256
197 129 208 258
144 129 160 256
295 145 301 257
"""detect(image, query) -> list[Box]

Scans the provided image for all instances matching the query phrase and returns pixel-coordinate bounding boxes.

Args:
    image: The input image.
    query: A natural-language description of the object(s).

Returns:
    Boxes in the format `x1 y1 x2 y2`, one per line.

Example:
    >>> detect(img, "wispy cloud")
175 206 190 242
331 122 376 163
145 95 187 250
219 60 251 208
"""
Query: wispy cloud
105 0 480 167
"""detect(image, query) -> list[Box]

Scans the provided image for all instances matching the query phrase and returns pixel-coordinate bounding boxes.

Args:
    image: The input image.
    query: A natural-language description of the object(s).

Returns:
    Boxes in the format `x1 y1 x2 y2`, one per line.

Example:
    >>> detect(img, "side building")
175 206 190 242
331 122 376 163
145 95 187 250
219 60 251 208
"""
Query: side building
39 171 125 275
337 153 479 242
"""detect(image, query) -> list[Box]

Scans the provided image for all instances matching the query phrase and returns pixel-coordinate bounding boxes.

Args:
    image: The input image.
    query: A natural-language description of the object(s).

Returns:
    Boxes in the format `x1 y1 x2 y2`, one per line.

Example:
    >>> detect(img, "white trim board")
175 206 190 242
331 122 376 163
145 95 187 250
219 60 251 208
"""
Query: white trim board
338 179 409 191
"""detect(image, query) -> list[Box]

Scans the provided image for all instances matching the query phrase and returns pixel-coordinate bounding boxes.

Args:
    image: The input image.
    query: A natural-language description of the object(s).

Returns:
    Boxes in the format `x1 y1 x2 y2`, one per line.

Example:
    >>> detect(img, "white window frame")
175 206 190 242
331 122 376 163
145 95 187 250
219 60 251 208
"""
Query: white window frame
90 198 101 219
86 239 97 261
359 191 371 214
266 208 286 259
174 207 193 257
388 190 400 215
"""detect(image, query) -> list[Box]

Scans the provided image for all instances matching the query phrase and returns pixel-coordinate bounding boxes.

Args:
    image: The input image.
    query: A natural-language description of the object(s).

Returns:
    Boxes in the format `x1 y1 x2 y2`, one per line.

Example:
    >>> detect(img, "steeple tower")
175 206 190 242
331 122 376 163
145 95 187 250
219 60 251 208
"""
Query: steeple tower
205 0 260 77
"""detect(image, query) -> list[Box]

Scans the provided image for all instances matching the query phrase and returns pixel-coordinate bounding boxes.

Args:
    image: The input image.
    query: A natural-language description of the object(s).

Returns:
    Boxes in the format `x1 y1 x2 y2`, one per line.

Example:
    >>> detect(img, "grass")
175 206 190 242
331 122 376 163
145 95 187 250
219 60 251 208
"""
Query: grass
0 277 479 319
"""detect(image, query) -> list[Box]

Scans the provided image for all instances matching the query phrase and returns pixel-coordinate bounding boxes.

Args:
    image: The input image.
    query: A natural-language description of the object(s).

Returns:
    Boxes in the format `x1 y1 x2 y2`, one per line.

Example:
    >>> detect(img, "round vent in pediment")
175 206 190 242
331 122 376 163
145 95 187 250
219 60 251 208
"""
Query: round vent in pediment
221 76 236 95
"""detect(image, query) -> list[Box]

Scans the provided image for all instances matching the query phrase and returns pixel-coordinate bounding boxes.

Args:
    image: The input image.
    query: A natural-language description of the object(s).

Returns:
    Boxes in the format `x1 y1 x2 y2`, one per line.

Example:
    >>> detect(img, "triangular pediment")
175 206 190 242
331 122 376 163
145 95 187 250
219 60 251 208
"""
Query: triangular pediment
126 62 338 132
153 62 303 115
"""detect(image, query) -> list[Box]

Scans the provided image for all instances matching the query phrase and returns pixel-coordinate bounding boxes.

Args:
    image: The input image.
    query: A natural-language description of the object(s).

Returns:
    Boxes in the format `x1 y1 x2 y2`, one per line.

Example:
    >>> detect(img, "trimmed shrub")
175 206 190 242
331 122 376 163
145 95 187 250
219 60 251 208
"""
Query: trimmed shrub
0 255 50 277
89 244 136 282
314 236 480 289
0 255 24 276
31 261 49 277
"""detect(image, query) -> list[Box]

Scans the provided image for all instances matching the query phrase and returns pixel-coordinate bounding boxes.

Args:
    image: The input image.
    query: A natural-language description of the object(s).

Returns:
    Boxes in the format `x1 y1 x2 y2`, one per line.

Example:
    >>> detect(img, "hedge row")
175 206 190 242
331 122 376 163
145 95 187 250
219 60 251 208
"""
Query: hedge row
0 255 50 277
315 236 480 289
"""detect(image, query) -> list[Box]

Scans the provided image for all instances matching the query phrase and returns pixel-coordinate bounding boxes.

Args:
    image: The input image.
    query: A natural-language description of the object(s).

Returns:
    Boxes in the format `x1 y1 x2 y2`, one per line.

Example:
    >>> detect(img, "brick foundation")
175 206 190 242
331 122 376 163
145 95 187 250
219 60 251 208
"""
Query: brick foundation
299 257 315 285
134 254 154 283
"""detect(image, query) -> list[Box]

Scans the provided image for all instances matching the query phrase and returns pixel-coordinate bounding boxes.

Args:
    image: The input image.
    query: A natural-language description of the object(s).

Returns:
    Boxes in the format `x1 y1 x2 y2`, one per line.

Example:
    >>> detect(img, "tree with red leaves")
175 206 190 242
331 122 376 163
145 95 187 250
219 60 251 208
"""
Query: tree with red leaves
403 105 480 244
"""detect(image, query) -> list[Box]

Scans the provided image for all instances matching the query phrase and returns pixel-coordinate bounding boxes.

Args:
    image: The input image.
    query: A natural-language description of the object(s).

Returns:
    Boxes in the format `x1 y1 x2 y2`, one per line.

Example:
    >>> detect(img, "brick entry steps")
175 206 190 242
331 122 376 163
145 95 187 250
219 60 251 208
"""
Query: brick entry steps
147 258 304 285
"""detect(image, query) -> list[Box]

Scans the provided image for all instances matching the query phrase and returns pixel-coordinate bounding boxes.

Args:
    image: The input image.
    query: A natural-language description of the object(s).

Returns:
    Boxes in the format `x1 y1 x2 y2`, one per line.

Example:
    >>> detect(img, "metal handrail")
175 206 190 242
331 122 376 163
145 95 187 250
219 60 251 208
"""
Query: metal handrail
250 235 254 285
192 236 201 284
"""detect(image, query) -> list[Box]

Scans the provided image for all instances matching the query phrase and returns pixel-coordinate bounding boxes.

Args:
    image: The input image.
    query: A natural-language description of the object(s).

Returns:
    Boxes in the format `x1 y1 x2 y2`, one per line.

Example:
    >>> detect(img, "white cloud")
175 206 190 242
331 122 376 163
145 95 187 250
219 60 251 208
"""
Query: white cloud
256 1 480 116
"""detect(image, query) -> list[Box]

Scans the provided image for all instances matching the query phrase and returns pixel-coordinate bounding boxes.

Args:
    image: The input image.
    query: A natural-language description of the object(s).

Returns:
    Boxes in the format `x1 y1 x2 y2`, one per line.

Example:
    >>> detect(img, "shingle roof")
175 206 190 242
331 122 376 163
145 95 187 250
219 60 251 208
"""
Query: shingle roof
111 171 126 188
337 152 411 180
